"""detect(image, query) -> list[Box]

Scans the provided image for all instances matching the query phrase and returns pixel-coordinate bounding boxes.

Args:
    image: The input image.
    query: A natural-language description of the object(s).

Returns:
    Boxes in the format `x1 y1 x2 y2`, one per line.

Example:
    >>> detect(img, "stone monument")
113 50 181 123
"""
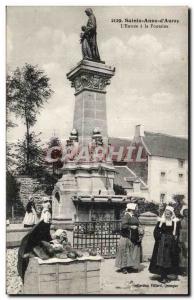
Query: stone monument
52 8 128 226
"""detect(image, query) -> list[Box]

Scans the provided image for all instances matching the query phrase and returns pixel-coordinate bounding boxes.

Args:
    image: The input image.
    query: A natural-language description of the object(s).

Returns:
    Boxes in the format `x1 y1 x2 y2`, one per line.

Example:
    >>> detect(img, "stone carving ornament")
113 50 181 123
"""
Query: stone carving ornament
72 74 110 92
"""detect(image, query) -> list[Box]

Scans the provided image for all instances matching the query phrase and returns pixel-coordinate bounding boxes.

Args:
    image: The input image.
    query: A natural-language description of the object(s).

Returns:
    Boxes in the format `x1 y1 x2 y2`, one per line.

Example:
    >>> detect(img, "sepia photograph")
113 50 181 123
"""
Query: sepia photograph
6 6 189 295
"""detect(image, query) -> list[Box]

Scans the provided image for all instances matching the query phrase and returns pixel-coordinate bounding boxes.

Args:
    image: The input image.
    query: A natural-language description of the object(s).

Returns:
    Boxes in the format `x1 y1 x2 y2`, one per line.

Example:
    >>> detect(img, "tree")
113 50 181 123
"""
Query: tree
6 74 17 129
47 134 61 148
13 131 61 195
6 75 18 173
46 134 63 175
6 172 24 219
7 64 53 174
14 131 44 176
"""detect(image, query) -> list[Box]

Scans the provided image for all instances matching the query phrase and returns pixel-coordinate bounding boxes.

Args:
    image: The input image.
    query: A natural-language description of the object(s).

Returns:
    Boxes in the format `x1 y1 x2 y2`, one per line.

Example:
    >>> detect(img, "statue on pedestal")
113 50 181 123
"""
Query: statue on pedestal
80 8 101 61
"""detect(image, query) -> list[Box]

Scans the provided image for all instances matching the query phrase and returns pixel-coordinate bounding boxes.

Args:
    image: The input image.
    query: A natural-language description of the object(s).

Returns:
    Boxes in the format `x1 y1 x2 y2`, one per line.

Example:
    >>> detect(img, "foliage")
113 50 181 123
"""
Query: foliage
6 143 16 173
6 75 17 129
7 64 53 126
46 134 63 174
7 64 53 174
13 131 62 195
6 171 24 218
172 194 186 217
137 201 159 215
47 135 61 148
14 132 44 176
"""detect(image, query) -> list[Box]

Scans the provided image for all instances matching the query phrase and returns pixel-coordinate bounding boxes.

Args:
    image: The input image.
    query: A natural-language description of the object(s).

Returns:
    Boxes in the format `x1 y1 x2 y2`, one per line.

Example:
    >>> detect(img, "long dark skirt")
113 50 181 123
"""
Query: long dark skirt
115 236 140 270
149 234 180 276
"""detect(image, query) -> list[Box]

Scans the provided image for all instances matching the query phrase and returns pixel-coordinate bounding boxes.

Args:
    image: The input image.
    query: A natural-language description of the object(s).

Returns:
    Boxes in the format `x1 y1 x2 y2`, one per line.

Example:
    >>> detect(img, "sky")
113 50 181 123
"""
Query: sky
6 6 188 144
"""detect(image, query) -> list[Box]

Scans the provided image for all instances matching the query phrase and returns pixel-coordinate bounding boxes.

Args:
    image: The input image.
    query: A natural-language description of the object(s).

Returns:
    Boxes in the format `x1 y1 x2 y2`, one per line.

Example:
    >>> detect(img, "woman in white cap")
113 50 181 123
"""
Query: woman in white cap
179 205 188 276
40 197 52 223
115 203 144 274
149 205 180 283
23 195 38 228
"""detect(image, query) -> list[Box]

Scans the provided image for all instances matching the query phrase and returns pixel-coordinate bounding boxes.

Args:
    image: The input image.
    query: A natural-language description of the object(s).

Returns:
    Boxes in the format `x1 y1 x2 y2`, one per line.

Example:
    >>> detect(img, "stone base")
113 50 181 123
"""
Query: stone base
51 220 74 230
52 161 116 221
139 212 158 261
23 257 102 294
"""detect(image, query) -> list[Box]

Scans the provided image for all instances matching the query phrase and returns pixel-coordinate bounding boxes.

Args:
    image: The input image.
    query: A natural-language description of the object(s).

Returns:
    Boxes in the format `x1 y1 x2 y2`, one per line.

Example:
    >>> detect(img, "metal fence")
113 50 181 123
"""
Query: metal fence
73 221 121 257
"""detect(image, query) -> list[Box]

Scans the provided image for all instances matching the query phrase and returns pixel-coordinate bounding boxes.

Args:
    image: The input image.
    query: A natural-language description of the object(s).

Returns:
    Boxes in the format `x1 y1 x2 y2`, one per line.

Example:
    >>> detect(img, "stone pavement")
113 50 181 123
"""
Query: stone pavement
100 259 188 295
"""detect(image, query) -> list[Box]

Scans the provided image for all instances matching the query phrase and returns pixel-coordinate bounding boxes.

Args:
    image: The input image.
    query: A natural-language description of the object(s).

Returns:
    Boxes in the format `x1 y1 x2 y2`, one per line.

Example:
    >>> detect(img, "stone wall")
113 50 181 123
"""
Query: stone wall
16 176 49 214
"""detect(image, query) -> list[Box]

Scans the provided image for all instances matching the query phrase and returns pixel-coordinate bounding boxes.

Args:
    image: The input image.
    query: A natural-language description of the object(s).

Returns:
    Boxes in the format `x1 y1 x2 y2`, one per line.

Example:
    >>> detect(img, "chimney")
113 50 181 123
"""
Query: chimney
134 124 144 142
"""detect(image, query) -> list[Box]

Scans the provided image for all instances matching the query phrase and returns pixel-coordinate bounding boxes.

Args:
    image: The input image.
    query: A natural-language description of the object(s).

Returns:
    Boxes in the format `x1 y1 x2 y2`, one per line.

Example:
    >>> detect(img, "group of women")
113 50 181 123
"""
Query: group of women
22 195 52 227
22 195 188 283
115 202 188 283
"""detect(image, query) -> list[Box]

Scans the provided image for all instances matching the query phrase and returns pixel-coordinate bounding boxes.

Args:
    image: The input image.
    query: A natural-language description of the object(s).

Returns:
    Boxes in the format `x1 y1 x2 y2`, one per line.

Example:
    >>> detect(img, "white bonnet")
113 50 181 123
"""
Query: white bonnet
126 203 137 211
165 205 174 213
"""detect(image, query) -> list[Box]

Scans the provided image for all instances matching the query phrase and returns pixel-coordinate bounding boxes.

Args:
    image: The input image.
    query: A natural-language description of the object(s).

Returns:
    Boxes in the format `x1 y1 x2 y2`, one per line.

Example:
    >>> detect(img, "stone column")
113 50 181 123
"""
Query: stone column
139 211 158 262
67 59 115 147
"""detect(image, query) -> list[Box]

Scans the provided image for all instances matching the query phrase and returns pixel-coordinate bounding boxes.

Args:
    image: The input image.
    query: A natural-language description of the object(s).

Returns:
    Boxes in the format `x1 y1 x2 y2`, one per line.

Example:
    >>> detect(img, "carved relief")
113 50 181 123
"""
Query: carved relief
72 73 110 92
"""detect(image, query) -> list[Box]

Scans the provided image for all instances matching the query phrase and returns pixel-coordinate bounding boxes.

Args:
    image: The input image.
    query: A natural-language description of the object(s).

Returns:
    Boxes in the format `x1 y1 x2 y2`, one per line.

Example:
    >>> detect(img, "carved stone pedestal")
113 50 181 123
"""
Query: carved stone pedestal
52 162 116 224
67 59 115 147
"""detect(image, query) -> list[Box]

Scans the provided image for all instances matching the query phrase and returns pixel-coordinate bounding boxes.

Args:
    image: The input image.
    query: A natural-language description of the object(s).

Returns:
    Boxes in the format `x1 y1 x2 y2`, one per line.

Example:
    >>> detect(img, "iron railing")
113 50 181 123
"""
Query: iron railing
73 220 121 257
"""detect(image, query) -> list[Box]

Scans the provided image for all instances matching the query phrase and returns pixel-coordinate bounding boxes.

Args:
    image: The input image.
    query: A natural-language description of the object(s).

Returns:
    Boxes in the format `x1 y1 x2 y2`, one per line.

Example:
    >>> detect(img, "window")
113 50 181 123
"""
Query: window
160 171 166 182
160 193 166 203
178 159 185 168
178 173 184 182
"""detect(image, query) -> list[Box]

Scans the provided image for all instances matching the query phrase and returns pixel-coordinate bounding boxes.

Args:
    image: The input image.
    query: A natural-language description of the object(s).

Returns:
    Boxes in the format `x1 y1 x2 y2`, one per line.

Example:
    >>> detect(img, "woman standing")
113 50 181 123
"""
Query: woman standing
115 203 144 274
40 197 52 223
149 205 180 283
23 195 38 228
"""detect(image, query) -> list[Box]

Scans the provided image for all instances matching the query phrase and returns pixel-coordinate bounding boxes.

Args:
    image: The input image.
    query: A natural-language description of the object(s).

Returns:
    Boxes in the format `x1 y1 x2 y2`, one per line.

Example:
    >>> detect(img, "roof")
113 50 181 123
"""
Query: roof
108 137 132 148
114 166 147 189
114 166 134 189
72 195 129 203
142 131 188 160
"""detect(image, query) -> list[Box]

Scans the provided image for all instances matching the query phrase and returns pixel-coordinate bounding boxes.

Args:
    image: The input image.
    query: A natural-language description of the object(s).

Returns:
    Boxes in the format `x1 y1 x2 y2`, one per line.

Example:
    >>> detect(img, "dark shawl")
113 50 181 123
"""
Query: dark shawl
17 220 52 282
120 213 140 244
149 220 180 275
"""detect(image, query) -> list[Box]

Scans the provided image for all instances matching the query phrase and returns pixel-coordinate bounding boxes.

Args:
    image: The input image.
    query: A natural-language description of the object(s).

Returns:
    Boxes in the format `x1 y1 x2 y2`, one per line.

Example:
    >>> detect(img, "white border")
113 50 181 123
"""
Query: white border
0 1 192 299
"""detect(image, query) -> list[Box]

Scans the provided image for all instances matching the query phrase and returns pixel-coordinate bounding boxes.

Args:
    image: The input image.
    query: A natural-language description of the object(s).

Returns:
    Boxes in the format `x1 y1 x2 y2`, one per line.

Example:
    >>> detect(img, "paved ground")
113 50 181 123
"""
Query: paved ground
100 259 188 295
6 248 188 295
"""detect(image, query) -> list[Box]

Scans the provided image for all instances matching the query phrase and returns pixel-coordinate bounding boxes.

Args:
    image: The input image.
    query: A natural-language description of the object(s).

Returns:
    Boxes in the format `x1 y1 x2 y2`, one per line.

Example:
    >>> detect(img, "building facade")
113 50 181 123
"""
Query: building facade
112 125 188 204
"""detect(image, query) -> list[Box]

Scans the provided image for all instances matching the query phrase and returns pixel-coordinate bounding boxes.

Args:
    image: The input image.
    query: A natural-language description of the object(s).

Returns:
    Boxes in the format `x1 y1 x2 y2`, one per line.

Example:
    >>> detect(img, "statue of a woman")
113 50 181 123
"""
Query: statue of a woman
81 8 101 61
80 26 92 59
